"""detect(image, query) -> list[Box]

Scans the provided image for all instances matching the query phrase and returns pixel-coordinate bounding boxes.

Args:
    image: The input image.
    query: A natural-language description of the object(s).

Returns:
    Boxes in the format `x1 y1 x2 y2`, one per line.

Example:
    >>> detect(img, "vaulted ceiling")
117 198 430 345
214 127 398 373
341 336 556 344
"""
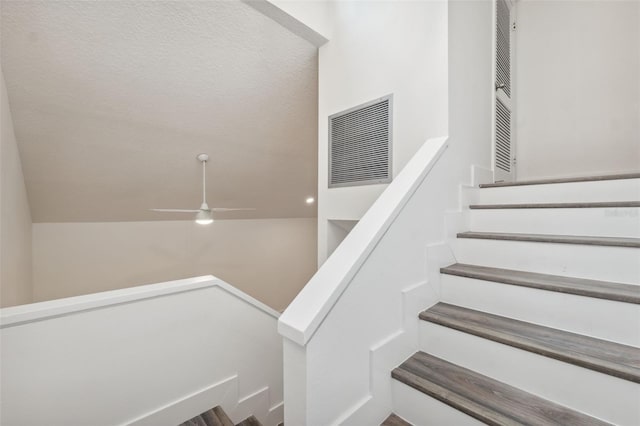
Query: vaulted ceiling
1 0 318 223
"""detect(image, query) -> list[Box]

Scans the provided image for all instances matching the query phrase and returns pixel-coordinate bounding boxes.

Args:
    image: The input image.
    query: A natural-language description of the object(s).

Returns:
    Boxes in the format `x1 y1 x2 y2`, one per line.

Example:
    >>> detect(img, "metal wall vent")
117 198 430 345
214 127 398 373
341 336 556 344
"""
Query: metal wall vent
329 95 393 188
495 97 511 172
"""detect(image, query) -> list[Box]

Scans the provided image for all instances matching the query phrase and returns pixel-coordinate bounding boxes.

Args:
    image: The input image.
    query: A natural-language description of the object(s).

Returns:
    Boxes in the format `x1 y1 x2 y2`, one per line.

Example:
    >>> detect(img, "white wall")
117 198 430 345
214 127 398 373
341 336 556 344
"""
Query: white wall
33 218 316 311
278 1 496 424
0 69 33 307
316 0 449 264
1 276 283 426
515 0 640 180
447 0 494 170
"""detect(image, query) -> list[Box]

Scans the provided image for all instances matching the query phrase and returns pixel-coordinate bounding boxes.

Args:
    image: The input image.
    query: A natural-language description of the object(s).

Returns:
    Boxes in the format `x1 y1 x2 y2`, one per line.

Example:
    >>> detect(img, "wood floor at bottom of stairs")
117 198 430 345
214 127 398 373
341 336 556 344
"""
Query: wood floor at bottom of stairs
178 406 262 426
381 413 412 426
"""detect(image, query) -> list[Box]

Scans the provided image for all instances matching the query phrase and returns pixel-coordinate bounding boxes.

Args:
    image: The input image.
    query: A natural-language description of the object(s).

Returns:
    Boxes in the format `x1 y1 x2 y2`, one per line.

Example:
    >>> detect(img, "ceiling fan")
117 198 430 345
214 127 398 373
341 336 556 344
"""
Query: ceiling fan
150 153 254 225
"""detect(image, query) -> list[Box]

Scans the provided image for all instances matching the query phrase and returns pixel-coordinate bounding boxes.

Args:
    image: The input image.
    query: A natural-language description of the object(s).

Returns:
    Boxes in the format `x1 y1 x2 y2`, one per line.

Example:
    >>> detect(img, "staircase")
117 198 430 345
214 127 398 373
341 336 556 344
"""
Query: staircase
179 405 269 426
387 173 640 425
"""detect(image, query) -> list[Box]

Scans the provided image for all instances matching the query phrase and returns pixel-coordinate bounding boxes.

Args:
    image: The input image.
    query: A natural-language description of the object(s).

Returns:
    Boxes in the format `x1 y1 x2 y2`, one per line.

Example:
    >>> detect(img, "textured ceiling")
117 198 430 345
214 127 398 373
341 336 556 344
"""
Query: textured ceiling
1 0 318 223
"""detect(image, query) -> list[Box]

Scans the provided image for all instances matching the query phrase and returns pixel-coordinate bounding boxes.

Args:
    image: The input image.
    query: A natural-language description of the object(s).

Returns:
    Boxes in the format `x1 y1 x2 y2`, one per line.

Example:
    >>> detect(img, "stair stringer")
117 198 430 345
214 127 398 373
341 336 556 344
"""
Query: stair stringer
336 244 465 426
449 164 493 239
424 165 489 299
335 280 434 425
334 165 487 425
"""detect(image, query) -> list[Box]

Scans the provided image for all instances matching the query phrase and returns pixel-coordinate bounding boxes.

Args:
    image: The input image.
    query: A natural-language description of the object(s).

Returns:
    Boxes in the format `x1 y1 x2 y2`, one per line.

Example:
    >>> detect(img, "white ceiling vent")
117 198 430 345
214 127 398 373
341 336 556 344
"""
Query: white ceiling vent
329 95 393 188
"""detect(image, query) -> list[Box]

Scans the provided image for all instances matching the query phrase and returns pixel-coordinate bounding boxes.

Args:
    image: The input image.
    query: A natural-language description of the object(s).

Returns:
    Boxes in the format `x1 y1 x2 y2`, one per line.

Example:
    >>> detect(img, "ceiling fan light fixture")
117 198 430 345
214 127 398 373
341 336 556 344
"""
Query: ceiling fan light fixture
195 210 214 225
150 153 254 223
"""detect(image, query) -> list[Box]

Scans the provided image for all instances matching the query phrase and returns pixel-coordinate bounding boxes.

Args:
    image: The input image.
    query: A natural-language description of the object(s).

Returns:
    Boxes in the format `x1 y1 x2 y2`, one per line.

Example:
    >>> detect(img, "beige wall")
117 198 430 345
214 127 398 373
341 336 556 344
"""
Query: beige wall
33 218 317 311
515 0 640 180
1 69 33 307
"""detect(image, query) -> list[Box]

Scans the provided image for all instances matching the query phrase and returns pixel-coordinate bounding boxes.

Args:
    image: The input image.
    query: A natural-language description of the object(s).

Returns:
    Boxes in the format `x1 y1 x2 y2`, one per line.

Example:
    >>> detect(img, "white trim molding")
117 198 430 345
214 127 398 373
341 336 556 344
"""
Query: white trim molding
1 275 279 329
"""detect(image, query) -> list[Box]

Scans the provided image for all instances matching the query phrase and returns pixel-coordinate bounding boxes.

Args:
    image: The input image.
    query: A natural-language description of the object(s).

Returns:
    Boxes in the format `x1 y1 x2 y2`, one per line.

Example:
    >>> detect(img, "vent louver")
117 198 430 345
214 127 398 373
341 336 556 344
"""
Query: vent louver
496 0 511 97
329 95 393 188
495 98 511 172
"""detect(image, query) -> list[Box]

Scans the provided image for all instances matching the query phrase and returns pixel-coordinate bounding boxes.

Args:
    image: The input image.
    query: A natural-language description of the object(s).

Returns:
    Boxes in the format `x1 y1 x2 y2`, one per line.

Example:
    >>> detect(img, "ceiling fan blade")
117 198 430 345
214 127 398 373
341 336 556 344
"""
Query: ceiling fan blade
150 209 200 213
210 208 256 212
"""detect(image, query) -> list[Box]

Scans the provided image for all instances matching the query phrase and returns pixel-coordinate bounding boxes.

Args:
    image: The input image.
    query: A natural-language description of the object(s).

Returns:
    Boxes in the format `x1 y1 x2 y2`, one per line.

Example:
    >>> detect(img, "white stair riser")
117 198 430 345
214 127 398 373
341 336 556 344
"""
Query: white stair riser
464 179 640 205
390 380 484 426
419 323 640 426
469 208 640 238
441 275 640 346
453 239 640 284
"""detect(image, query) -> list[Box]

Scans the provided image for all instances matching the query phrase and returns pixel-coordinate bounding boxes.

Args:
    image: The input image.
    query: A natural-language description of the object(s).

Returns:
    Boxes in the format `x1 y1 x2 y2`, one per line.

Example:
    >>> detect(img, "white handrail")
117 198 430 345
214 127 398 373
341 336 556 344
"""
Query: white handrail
1 275 279 328
278 137 449 345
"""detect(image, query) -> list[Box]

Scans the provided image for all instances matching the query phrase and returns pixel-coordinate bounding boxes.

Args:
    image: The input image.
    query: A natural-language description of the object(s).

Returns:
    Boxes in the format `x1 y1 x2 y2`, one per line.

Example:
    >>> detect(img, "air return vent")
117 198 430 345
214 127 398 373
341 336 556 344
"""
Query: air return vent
329 95 393 188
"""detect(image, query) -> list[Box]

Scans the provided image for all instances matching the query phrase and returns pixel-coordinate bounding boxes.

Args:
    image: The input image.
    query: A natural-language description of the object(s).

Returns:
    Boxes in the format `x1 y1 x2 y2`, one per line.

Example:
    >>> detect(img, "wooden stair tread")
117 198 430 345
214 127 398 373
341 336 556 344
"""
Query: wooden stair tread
420 303 640 383
179 406 234 426
469 201 640 209
201 409 225 426
441 263 640 304
457 231 640 248
213 406 234 426
380 413 412 426
392 352 611 426
236 415 262 426
479 172 640 188
179 415 208 426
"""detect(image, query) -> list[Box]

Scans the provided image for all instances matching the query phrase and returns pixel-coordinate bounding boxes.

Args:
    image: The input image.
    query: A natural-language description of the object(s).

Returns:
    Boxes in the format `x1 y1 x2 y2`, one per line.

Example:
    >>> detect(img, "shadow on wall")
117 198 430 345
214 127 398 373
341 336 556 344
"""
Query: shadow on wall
326 220 358 260
1 69 33 308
